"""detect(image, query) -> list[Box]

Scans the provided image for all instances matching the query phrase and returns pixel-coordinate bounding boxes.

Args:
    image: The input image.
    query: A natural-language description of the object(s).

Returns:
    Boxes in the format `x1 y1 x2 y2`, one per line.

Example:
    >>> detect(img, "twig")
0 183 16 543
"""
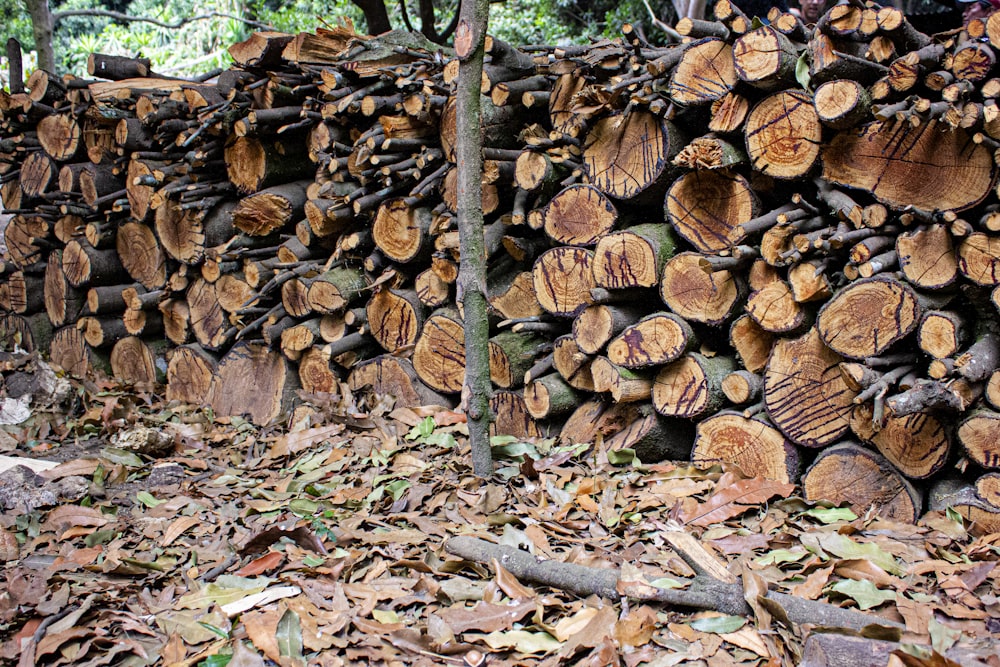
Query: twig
444 536 903 632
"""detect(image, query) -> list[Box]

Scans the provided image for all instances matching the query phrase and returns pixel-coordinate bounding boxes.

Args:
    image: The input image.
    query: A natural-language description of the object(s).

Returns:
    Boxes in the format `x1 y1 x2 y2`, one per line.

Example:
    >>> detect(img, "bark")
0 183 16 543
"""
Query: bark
453 0 493 477
444 536 901 632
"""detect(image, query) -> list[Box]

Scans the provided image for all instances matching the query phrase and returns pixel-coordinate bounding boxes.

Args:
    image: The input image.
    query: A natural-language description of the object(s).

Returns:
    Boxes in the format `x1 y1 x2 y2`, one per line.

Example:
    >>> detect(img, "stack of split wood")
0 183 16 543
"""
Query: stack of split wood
3 2 1000 529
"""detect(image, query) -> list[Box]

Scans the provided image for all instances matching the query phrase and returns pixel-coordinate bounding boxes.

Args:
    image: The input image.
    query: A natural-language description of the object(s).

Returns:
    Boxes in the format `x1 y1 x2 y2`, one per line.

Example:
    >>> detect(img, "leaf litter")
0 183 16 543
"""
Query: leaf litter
0 360 998 666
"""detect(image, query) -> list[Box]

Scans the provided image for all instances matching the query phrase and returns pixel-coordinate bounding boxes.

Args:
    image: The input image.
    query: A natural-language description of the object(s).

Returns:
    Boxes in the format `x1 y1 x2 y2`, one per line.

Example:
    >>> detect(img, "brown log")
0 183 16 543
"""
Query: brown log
371 199 434 263
745 90 822 179
187 278 227 350
366 288 425 354
116 221 167 289
732 26 799 90
665 169 758 253
659 252 743 326
224 135 313 194
304 267 367 314
746 279 809 334
652 353 736 418
669 38 737 105
62 238 129 287
348 355 451 408
583 110 683 202
851 404 951 479
43 250 86 327
3 215 49 268
110 336 164 386
541 184 618 246
918 310 968 360
552 333 595 391
0 312 53 354
721 370 763 405
802 442 921 523
590 357 653 403
764 328 856 447
37 113 81 161
49 324 102 378
19 151 55 197
488 270 542 320
524 373 582 419
232 179 310 236
958 408 1000 469
412 308 465 394
489 330 546 389
208 340 299 425
692 412 799 484
897 225 957 289
816 276 919 360
0 270 44 314
813 79 871 130
605 311 695 369
572 303 646 356
592 224 678 290
958 232 1000 286
532 246 595 318
606 404 695 463
491 390 544 439
823 121 994 212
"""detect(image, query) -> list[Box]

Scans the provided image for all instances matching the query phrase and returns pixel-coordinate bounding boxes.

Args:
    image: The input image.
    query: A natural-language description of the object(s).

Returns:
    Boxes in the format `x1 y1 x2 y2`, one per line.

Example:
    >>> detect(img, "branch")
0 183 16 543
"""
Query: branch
51 10 273 32
643 0 683 41
444 536 903 633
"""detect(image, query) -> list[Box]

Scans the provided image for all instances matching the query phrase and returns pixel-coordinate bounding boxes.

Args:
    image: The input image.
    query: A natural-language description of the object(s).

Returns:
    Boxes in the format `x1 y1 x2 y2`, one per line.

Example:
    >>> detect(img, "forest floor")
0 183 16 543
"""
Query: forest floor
1 350 999 667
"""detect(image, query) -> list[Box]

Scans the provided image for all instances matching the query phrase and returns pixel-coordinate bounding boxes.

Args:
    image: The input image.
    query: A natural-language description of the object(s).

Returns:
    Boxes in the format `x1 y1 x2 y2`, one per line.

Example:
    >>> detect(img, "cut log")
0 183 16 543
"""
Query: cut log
366 288 424 354
541 185 618 246
116 221 167 289
371 199 434 263
166 344 217 405
348 355 451 408
532 246 595 318
552 333 595 391
692 412 799 484
412 308 465 394
764 328 856 447
110 336 164 386
582 110 683 201
42 251 85 329
592 224 678 290
591 357 653 403
488 270 542 320
491 390 544 439
659 252 743 326
489 330 545 389
49 325 97 378
37 114 81 161
572 304 646 355
606 311 695 369
224 135 313 194
187 278 227 349
958 409 1000 469
918 310 968 359
232 180 309 236
958 232 1000 286
208 341 299 425
897 224 957 289
524 373 582 419
652 353 736 418
851 403 951 479
669 38 737 105
745 279 808 334
732 26 800 90
306 267 368 314
816 276 919 360
721 370 762 405
802 442 922 523
665 169 758 253
729 314 775 375
606 404 695 463
822 120 994 211
745 90 822 179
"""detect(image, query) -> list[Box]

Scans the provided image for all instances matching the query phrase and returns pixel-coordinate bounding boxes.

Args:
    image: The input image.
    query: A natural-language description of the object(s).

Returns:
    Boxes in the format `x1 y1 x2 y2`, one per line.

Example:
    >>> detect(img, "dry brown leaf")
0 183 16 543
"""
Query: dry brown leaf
493 560 536 601
680 476 795 527
235 551 285 577
36 458 100 481
789 565 834 600
161 516 201 547
613 605 657 648
41 505 110 534
242 607 283 664
435 599 536 634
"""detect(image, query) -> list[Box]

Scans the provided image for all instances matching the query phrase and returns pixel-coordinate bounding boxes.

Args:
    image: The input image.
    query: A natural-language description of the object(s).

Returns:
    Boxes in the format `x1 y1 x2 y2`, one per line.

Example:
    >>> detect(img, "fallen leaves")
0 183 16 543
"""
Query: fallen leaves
0 375 997 667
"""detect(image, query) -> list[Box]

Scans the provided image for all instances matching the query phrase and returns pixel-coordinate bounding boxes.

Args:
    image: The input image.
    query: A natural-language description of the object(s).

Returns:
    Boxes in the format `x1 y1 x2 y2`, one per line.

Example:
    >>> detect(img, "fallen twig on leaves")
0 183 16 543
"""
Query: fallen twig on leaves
444 535 903 632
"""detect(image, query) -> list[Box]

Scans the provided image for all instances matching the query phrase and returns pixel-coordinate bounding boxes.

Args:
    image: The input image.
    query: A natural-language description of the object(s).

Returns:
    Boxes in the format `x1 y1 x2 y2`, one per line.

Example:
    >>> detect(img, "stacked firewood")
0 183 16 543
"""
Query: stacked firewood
3 2 1000 528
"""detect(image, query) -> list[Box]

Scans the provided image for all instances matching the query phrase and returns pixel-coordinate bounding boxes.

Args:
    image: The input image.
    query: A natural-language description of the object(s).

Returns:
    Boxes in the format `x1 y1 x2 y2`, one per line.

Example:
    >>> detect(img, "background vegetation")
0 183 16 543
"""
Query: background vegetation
0 0 676 82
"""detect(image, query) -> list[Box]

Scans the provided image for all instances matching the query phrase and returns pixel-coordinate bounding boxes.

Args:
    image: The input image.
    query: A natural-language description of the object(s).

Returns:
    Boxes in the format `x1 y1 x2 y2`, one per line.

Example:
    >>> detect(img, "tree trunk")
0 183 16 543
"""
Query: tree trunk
25 0 56 74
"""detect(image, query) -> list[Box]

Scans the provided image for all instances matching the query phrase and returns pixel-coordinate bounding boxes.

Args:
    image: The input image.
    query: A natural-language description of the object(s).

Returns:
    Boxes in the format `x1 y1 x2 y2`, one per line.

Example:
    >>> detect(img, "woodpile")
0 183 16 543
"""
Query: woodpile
3 3 1000 529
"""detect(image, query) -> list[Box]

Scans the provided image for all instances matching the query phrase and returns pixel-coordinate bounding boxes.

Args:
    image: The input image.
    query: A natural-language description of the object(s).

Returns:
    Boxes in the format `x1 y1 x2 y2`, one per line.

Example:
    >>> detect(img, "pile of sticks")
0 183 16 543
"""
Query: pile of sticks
3 2 1000 529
